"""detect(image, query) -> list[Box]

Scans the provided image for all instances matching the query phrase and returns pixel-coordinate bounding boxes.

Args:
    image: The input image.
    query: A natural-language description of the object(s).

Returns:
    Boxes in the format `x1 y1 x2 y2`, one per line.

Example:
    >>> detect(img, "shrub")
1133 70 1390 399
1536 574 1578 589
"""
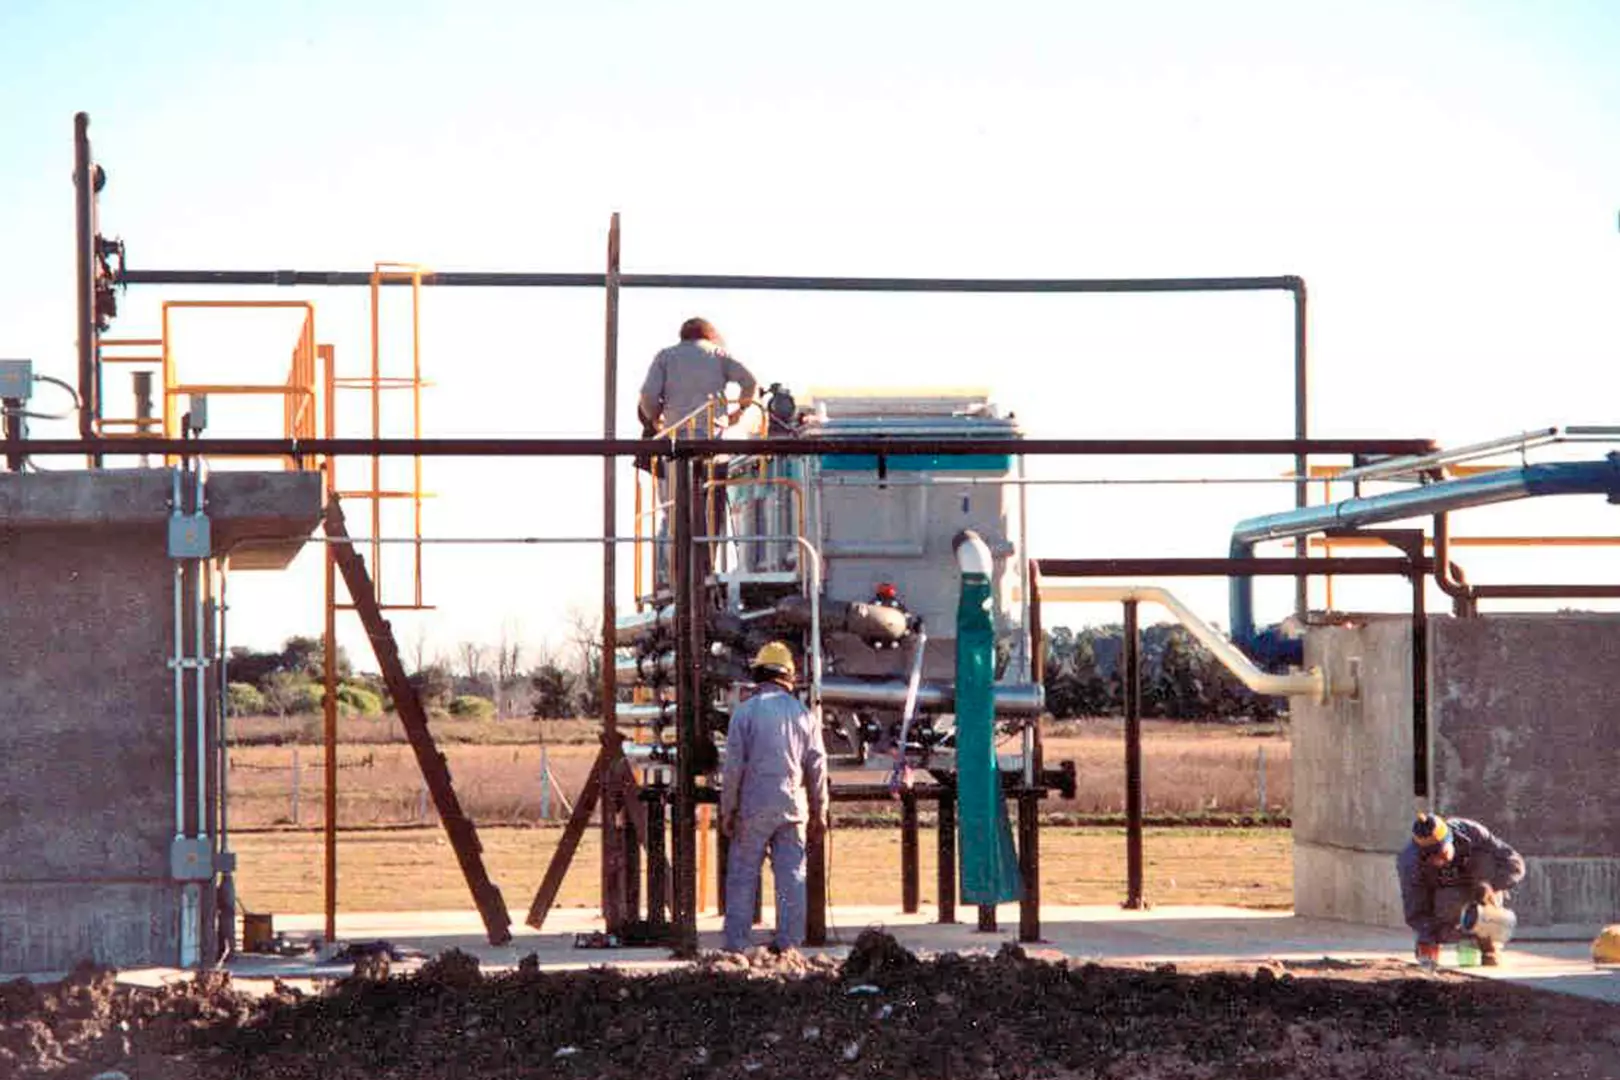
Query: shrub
227 681 268 717
448 695 495 720
336 683 385 717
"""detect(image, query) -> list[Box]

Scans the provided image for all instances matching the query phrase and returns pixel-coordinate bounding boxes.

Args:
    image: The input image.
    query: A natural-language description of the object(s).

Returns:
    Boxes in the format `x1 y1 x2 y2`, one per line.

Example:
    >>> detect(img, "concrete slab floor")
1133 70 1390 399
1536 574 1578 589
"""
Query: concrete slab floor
15 906 1612 1006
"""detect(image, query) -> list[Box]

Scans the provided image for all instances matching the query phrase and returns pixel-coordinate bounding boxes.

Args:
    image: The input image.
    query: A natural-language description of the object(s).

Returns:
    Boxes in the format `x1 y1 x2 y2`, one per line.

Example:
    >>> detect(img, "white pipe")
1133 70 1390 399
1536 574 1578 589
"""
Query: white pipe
952 529 993 576
1036 584 1334 701
172 560 185 837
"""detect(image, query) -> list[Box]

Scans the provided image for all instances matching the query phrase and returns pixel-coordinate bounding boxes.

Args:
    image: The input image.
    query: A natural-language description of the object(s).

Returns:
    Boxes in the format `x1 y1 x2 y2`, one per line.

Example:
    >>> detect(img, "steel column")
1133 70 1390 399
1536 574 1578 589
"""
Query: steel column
1123 599 1146 910
600 213 625 932
1292 282 1310 619
936 786 957 924
73 113 97 453
1017 789 1041 942
644 784 667 927
806 829 827 946
671 458 700 950
900 790 920 914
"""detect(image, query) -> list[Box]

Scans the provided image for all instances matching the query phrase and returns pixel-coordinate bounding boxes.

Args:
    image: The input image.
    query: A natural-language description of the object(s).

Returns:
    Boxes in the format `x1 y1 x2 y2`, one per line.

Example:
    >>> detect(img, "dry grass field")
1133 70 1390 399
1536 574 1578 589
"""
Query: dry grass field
225 717 1290 829
224 716 1292 917
229 824 1292 917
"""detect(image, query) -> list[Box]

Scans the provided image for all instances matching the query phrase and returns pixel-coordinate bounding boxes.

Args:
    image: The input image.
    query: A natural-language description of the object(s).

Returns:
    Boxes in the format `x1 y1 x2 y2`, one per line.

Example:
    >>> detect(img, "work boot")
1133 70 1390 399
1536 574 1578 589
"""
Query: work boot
1478 937 1500 967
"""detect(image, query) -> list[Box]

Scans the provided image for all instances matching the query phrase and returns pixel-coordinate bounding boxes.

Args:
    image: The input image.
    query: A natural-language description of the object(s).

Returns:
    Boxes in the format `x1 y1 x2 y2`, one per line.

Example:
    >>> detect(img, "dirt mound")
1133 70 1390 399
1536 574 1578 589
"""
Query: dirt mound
3 944 1619 1079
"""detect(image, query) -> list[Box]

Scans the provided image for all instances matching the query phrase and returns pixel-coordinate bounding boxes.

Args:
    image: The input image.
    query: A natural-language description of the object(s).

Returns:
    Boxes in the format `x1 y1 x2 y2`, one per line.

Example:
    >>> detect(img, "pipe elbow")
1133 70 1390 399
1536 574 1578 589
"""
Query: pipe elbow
952 529 994 577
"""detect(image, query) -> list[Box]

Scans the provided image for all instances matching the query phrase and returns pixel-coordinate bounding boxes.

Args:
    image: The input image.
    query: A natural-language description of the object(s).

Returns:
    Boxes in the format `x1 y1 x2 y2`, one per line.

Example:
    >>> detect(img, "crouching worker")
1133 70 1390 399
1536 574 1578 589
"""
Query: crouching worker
721 642 829 953
1399 814 1526 966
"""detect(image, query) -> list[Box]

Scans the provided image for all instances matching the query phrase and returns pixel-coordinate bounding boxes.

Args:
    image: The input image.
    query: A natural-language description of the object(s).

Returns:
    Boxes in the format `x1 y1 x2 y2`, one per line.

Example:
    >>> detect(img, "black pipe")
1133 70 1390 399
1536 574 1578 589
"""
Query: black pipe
1412 557 1429 803
1292 282 1310 620
8 435 1437 460
806 830 827 946
1017 790 1041 943
900 790 919 914
73 113 97 454
3 402 22 472
671 459 699 949
644 786 666 927
937 786 957 925
977 905 997 932
624 810 641 924
1123 599 1146 910
122 268 1309 294
600 213 624 933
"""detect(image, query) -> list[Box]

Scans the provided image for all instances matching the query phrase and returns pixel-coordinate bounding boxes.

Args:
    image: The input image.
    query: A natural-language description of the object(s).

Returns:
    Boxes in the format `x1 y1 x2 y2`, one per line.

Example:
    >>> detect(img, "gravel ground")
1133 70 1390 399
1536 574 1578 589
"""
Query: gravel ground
4 932 1620 1079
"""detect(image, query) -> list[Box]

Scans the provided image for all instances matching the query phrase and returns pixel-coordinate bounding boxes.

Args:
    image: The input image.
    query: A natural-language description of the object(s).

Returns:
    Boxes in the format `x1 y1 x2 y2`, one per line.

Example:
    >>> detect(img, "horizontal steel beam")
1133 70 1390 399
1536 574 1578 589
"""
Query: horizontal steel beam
120 269 1307 294
12 436 1436 459
1036 556 1433 578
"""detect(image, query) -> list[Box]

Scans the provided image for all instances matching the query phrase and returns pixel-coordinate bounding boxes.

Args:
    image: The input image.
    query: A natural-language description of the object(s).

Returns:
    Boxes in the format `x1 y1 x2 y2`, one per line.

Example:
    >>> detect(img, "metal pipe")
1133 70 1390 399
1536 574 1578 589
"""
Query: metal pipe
601 213 622 933
1292 281 1309 621
937 786 957 925
192 464 208 840
1036 585 1329 700
215 556 234 955
9 434 1438 459
614 650 677 686
123 267 1308 294
1336 427 1561 484
1411 548 1429 807
614 605 675 643
170 468 185 838
819 675 1046 715
74 113 96 448
1229 455 1620 648
1017 789 1040 943
672 458 699 948
1123 600 1145 910
901 791 919 914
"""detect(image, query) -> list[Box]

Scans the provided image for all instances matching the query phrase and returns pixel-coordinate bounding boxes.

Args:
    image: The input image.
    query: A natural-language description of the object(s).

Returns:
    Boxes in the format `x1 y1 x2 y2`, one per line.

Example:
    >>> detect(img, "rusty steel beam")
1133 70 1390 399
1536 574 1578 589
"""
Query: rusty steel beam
326 500 512 945
527 747 607 931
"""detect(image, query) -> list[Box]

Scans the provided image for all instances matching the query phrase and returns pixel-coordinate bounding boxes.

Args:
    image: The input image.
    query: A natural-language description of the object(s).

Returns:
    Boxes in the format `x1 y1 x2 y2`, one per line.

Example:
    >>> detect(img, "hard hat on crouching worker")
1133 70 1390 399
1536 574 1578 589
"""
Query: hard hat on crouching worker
1414 814 1454 859
751 641 796 684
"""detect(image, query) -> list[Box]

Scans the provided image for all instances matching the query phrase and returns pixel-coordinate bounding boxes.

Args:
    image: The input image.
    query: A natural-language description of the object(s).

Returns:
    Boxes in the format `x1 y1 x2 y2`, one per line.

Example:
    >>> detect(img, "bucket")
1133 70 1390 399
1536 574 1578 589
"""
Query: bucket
1455 941 1481 968
242 912 275 953
1460 902 1517 946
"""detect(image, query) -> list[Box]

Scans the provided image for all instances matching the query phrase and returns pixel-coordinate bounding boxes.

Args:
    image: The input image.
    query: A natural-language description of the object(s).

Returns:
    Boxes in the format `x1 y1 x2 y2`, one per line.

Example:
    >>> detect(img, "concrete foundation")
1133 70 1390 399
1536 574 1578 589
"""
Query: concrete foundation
0 468 322 973
1295 613 1620 937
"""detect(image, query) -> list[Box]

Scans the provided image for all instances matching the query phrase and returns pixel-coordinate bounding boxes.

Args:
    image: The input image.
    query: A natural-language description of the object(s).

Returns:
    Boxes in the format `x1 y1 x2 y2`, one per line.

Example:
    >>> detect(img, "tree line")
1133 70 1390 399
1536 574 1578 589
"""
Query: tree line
226 617 1281 724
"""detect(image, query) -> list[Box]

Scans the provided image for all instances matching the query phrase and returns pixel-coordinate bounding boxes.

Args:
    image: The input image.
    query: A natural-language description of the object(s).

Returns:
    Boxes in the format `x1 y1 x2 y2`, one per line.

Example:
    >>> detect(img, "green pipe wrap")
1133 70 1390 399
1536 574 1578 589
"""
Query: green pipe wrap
955 571 1022 905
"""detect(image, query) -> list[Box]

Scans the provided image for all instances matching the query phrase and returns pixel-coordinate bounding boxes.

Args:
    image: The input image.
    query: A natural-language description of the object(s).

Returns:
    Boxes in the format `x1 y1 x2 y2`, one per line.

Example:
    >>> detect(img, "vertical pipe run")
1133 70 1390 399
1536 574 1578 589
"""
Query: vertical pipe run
324 538 338 944
1123 599 1146 910
1411 564 1429 806
73 113 97 452
601 212 624 931
645 786 667 926
901 790 920 913
977 904 997 932
1017 790 1040 943
672 458 699 948
1292 283 1310 620
936 787 957 924
806 829 827 946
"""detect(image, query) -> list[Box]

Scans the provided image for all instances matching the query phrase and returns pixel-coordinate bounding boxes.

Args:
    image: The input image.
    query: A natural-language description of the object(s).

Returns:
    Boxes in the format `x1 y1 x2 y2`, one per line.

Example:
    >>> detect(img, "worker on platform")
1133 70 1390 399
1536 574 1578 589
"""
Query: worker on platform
638 318 757 588
1398 813 1526 966
721 641 829 953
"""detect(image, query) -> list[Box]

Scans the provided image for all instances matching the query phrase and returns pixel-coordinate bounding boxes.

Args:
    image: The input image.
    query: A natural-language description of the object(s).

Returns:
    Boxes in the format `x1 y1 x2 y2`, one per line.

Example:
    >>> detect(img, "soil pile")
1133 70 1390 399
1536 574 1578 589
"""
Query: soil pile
3 934 1619 1078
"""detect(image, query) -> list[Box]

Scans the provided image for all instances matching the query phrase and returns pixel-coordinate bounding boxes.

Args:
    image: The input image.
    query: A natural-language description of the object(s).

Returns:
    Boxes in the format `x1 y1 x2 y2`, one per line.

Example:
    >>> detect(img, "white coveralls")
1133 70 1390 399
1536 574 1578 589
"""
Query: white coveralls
721 682 828 951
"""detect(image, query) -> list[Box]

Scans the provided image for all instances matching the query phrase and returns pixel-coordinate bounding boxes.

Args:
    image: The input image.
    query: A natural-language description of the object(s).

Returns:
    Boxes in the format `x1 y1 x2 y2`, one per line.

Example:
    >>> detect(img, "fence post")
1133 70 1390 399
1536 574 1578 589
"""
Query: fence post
1257 745 1268 818
291 744 301 826
540 744 553 821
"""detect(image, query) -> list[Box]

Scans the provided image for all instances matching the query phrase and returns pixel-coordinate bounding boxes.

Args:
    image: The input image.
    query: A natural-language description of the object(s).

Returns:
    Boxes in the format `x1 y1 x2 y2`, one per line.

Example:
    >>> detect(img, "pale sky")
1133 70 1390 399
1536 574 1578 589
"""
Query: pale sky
2 0 1618 672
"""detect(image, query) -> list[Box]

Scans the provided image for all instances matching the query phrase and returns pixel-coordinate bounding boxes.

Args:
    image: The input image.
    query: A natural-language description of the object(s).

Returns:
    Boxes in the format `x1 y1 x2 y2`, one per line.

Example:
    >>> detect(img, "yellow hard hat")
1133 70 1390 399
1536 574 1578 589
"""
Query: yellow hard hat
751 641 796 681
1594 925 1620 965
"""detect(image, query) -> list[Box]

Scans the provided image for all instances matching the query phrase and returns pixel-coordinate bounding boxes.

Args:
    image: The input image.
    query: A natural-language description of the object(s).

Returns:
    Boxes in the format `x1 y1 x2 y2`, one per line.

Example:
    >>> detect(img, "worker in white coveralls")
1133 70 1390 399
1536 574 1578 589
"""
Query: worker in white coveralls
1398 814 1526 966
721 641 829 953
637 317 757 586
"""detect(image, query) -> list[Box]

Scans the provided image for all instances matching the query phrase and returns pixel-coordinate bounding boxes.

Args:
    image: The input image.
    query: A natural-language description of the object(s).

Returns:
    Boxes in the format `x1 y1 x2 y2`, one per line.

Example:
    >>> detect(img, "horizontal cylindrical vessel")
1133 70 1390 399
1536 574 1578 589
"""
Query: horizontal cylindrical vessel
614 605 675 644
819 675 1044 716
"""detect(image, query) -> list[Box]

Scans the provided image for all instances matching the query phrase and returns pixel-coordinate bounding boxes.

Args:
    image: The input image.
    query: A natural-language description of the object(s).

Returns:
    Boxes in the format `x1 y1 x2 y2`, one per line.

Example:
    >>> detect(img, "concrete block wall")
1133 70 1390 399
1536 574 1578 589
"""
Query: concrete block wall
0 470 321 973
1294 613 1620 936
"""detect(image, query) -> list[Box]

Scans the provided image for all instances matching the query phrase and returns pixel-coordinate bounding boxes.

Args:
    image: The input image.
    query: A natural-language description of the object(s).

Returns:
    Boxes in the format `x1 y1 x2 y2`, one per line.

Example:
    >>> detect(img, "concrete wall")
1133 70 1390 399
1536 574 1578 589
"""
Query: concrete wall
1294 613 1620 936
0 469 321 973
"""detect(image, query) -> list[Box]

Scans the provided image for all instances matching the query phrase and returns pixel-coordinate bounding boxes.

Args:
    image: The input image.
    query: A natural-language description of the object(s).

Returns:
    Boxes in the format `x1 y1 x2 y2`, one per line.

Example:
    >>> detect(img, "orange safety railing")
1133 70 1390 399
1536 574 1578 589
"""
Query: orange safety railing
632 396 772 602
95 303 320 470
327 262 432 610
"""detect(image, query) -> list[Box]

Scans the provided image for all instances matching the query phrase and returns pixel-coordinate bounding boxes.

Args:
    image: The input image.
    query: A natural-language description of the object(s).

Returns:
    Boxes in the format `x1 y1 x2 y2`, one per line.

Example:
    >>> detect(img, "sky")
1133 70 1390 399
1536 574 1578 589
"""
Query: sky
2 0 1618 673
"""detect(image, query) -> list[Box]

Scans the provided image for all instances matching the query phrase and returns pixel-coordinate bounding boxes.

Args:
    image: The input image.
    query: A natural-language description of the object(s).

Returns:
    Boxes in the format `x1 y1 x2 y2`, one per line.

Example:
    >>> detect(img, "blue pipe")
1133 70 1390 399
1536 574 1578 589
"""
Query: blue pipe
1229 453 1620 656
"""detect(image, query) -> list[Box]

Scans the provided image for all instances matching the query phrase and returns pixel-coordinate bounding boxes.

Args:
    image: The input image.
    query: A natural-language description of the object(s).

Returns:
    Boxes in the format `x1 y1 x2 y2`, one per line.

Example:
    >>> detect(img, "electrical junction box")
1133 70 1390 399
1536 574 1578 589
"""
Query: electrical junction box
168 513 212 558
0 359 32 400
170 836 214 881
